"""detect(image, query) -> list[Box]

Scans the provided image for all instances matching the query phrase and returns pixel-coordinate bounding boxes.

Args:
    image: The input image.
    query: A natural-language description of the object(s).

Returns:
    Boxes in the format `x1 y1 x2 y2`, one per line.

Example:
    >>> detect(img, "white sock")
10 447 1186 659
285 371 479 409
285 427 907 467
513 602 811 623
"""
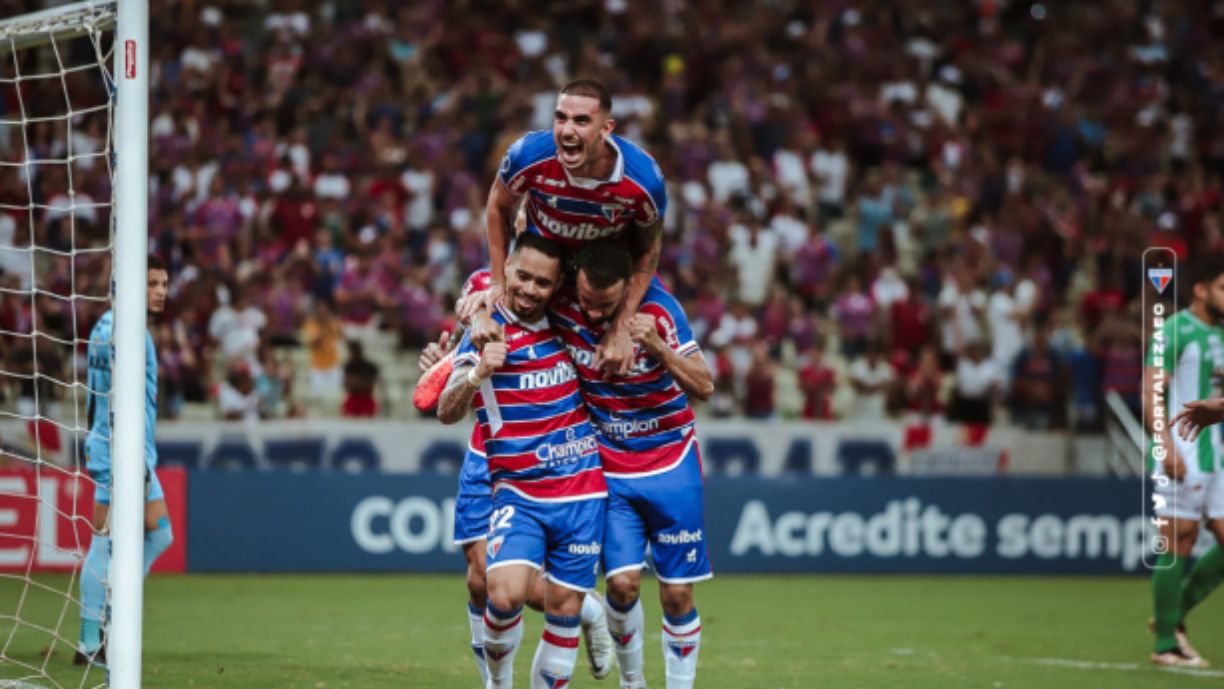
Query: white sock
605 596 645 687
468 602 489 685
483 603 524 689
581 592 604 626
661 609 701 689
531 613 580 689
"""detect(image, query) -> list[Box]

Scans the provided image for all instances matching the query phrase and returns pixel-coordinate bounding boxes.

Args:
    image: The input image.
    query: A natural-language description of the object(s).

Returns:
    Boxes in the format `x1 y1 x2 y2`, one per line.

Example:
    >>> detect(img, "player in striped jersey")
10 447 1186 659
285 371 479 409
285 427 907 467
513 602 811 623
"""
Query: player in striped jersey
554 241 714 689
483 78 667 376
1145 257 1224 668
438 233 606 689
415 266 613 685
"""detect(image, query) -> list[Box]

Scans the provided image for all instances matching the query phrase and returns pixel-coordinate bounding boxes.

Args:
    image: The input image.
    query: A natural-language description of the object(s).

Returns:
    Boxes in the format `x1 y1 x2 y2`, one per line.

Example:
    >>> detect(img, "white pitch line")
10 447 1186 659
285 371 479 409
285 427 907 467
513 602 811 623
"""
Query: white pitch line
0 681 52 689
1026 656 1224 679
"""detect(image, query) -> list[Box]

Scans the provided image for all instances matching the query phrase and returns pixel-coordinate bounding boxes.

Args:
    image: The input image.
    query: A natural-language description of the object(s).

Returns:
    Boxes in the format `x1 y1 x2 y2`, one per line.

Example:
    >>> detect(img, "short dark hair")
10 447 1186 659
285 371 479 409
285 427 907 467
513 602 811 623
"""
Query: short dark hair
512 232 565 263
559 79 612 114
574 241 631 289
148 254 167 273
1189 254 1224 288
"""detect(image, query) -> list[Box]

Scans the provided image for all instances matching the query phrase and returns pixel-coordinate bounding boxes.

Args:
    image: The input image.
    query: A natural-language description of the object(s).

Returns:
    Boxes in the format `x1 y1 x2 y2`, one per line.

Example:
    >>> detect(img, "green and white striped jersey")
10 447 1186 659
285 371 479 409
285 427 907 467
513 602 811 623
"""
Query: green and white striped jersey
1147 309 1224 472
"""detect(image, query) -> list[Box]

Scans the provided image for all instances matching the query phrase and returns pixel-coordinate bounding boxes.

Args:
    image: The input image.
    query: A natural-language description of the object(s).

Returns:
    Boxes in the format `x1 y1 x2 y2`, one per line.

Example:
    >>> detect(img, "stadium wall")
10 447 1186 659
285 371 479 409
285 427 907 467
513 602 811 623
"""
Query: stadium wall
149 419 1069 475
184 473 1154 575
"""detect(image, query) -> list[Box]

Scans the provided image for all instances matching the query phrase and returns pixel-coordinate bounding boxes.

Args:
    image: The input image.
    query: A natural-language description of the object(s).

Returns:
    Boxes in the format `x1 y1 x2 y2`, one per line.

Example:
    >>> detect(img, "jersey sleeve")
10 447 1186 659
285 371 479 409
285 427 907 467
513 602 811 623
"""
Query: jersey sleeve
497 132 551 196
631 153 668 227
642 296 699 358
453 329 482 369
459 268 493 301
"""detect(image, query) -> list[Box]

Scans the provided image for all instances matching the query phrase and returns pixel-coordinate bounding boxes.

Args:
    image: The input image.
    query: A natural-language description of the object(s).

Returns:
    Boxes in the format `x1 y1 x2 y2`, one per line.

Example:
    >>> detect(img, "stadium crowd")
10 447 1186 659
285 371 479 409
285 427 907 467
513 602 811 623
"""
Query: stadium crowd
0 0 1221 428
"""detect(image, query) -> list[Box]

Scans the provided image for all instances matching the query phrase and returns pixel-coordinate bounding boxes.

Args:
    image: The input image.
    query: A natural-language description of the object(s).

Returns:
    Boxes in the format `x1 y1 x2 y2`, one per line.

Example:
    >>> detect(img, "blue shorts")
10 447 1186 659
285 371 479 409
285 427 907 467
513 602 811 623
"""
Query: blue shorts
453 447 493 546
90 466 163 506
603 442 712 584
486 491 605 591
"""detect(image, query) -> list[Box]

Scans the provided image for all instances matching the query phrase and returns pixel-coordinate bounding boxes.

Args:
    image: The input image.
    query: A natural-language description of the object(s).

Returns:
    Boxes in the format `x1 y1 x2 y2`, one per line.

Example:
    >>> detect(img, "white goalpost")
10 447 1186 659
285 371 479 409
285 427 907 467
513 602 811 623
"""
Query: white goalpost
0 2 147 688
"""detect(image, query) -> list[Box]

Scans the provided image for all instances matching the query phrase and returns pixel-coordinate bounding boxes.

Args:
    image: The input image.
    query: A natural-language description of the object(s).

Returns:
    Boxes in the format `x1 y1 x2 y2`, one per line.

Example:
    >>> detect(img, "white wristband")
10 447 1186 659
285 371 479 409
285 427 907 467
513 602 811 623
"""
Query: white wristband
467 367 485 387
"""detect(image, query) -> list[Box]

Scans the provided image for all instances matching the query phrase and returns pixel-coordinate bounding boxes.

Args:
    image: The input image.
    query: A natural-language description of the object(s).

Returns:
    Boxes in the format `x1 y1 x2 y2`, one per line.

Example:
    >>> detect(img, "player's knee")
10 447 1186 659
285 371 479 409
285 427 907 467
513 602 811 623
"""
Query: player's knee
606 572 641 606
658 583 694 618
466 564 488 605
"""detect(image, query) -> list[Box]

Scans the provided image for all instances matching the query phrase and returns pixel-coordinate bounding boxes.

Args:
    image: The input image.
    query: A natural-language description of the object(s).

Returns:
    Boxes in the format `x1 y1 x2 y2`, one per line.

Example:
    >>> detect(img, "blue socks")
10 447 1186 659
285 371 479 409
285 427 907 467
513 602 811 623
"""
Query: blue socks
143 517 173 575
79 534 110 651
79 517 173 652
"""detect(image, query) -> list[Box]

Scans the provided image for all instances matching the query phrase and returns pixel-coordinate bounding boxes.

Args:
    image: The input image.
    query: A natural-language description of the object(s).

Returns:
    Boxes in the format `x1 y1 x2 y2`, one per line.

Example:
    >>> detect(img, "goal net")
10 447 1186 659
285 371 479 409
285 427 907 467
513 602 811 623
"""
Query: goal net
0 2 145 688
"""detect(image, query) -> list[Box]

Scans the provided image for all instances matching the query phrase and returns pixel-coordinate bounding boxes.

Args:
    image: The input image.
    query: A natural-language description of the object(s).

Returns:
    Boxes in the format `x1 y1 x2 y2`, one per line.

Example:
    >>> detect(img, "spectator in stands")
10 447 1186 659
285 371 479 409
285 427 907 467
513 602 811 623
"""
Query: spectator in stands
950 341 1003 426
217 362 263 422
744 342 776 420
302 300 344 398
848 340 895 420
1010 325 1064 430
342 340 380 418
208 283 267 372
904 345 945 422
833 274 875 358
798 344 837 421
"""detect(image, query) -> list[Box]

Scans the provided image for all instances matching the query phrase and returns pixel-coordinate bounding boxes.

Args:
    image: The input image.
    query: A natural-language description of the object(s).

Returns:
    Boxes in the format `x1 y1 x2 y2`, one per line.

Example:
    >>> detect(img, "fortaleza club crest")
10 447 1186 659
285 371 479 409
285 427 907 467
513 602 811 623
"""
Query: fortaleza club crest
487 535 505 559
668 640 698 659
1149 268 1173 294
540 669 571 688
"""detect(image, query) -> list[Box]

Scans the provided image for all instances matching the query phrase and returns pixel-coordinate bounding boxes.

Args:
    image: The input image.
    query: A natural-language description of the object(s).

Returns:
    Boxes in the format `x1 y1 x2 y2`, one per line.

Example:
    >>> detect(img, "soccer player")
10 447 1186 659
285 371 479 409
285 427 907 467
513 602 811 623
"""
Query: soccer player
483 78 667 376
1145 257 1224 668
476 241 713 689
77 256 175 665
416 267 612 686
438 233 607 689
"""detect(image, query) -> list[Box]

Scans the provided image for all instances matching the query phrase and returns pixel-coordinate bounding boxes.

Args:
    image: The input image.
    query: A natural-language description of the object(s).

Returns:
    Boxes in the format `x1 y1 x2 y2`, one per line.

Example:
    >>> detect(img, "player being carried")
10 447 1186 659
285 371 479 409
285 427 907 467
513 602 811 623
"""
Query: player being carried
471 240 714 689
482 78 666 376
415 263 613 687
77 255 176 666
439 233 608 689
1145 256 1224 668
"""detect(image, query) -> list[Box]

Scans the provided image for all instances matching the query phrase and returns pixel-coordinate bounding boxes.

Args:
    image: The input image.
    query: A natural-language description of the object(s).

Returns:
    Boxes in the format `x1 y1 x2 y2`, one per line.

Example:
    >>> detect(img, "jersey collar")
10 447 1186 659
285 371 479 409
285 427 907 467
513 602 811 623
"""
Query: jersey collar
496 300 549 331
561 136 624 189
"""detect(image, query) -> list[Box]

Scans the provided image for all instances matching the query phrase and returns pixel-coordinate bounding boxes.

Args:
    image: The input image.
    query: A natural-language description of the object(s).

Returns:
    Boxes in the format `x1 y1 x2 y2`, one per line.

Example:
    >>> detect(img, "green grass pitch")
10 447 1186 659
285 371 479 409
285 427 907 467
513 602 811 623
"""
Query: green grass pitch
3 574 1224 688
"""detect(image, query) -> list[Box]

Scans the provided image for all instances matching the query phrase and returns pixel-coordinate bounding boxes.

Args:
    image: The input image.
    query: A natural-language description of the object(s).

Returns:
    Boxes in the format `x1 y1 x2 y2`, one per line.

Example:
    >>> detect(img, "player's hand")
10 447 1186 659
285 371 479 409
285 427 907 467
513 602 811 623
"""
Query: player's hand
628 313 664 357
1163 452 1187 483
470 311 504 349
595 323 636 376
418 331 450 371
456 291 488 325
475 342 508 380
482 280 506 314
1172 399 1224 443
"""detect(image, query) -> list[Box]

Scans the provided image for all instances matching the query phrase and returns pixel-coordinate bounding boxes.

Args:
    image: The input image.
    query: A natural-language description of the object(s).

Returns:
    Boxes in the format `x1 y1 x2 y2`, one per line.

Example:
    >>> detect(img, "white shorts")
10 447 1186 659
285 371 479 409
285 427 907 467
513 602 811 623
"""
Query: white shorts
1153 464 1224 521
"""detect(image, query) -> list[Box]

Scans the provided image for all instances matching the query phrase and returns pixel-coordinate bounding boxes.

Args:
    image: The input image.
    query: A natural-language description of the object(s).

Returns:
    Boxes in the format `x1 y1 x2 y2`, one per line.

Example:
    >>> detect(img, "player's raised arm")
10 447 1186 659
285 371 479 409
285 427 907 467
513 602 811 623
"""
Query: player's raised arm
628 311 713 401
438 341 506 424
485 177 519 310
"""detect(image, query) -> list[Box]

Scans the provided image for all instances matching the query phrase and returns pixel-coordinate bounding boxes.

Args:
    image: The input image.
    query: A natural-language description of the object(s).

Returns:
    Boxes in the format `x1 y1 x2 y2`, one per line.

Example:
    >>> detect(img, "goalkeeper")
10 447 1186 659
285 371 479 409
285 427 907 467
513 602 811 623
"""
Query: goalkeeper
76 255 175 666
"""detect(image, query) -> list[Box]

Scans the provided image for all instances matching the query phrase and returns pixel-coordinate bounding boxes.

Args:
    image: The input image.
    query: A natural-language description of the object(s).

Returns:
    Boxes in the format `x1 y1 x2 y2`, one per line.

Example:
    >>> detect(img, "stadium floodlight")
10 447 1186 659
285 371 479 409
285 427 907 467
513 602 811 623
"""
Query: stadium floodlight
0 2 147 688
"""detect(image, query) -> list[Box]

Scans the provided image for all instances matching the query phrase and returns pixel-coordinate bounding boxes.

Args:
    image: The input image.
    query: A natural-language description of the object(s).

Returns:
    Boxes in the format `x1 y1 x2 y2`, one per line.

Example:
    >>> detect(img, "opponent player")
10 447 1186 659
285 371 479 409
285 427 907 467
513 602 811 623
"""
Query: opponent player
438 233 606 689
483 78 667 376
474 241 713 689
416 266 612 686
77 255 175 665
1145 257 1224 668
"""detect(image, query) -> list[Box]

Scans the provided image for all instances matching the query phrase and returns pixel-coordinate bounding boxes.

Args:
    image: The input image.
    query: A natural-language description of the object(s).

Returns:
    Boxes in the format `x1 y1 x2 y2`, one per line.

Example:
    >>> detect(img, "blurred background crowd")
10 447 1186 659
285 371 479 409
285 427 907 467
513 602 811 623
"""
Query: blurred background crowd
0 0 1221 428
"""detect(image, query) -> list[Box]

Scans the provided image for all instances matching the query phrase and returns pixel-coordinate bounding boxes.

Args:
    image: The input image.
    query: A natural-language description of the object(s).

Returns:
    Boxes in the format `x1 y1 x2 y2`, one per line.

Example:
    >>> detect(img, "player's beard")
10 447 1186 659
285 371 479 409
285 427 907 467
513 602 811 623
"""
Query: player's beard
1206 298 1224 324
509 288 546 322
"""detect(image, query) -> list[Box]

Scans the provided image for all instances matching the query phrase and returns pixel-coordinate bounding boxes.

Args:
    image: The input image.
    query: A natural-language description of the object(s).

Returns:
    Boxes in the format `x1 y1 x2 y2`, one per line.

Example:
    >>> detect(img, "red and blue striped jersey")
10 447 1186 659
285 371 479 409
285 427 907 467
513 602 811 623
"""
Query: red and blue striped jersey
548 279 702 478
453 303 606 502
497 131 667 247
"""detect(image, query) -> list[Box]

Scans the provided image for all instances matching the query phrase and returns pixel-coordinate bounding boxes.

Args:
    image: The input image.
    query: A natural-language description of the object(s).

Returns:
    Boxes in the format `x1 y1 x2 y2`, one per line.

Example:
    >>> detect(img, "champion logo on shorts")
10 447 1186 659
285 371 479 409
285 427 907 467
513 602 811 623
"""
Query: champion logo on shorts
668 641 698 659
488 535 505 559
540 669 570 688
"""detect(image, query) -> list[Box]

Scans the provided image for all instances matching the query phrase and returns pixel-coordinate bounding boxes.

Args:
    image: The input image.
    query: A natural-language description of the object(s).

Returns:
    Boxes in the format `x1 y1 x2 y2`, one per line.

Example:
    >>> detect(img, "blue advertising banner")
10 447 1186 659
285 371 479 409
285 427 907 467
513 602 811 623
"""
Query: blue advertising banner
187 473 1148 574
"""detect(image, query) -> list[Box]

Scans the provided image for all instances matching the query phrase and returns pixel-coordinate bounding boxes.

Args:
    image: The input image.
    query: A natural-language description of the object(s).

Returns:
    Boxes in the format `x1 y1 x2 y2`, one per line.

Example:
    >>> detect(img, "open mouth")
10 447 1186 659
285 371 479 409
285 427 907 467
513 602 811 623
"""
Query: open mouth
558 140 583 166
